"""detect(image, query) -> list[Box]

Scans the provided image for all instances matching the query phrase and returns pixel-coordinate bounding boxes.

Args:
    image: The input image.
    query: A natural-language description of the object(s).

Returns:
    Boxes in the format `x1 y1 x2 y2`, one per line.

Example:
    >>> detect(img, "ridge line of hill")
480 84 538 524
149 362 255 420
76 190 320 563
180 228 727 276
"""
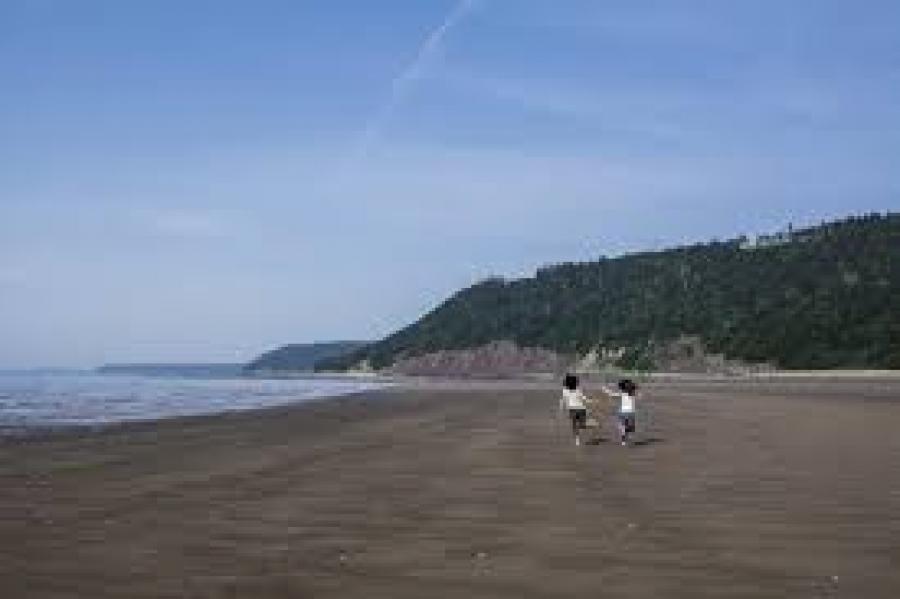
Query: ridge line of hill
316 213 899 372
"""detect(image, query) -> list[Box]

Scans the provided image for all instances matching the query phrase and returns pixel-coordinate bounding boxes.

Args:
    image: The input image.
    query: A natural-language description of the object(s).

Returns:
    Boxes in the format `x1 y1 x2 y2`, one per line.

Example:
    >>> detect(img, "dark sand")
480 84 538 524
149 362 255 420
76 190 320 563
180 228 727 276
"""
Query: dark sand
2 379 899 598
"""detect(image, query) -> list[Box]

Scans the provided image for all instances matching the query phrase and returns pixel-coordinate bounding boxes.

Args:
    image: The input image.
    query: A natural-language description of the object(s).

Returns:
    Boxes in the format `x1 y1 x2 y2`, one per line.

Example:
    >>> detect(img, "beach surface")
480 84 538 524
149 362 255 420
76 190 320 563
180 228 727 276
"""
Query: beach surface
2 378 899 598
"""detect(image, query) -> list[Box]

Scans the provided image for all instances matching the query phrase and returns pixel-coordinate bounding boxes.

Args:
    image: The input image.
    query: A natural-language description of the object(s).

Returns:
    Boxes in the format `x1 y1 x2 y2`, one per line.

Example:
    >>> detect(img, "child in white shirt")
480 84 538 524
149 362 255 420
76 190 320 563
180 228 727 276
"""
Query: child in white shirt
601 379 638 446
560 373 589 446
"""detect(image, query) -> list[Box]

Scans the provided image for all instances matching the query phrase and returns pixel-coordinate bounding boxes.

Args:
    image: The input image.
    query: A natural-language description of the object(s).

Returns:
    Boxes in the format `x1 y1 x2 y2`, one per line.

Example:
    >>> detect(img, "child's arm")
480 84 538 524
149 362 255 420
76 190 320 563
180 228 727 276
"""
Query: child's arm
584 389 613 414
596 386 620 412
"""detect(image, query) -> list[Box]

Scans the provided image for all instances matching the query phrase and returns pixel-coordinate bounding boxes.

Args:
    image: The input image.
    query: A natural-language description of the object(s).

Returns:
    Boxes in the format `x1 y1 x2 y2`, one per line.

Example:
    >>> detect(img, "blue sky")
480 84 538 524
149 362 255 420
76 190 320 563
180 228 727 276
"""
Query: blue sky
2 0 899 367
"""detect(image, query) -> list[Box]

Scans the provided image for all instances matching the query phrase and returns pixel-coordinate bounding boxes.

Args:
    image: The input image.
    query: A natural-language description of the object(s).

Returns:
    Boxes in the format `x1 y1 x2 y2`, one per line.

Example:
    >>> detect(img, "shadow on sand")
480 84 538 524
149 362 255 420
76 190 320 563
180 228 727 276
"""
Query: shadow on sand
585 436 665 447
630 437 665 446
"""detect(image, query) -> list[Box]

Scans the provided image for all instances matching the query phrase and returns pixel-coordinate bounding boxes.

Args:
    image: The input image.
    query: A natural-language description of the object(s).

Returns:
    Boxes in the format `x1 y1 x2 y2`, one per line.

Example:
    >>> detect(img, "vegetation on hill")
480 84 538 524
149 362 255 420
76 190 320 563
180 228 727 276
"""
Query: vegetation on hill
244 341 368 373
318 214 899 371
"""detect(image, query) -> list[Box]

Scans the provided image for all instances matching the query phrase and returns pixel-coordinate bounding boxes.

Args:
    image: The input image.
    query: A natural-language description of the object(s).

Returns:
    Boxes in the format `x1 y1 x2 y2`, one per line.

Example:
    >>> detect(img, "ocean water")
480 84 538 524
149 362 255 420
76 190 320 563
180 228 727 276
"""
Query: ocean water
0 371 387 431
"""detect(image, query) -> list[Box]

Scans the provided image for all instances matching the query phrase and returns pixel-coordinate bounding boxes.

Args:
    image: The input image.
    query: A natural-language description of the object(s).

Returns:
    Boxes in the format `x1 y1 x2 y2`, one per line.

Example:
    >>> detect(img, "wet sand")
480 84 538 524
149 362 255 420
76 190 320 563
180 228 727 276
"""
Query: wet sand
2 379 899 598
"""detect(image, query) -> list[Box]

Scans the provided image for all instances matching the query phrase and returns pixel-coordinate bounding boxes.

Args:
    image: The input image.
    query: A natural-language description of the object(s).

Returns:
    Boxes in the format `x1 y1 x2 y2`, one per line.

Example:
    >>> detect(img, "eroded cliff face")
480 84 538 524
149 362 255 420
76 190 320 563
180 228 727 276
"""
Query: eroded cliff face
382 337 776 377
386 340 569 377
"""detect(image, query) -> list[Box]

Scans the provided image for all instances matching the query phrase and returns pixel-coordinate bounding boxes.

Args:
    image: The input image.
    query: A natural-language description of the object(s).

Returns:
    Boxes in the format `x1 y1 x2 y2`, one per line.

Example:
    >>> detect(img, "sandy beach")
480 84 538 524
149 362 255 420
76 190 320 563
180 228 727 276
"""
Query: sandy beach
2 378 899 598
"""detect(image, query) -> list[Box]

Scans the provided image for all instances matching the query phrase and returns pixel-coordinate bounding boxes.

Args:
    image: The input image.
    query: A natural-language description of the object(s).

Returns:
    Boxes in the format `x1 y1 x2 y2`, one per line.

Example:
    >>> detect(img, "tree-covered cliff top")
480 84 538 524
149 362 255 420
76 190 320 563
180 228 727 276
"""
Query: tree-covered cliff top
319 213 899 371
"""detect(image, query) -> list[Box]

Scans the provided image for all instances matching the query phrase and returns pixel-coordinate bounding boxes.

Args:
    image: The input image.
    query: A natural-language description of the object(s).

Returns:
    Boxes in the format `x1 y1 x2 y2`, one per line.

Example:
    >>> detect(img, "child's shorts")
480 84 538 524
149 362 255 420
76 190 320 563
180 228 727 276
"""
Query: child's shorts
617 412 636 433
569 408 587 429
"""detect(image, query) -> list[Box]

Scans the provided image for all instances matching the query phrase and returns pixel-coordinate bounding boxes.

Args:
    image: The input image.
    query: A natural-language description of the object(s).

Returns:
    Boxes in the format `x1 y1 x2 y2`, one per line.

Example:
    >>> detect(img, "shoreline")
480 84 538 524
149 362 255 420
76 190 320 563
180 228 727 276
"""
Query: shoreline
5 371 899 443
0 373 394 440
0 387 398 444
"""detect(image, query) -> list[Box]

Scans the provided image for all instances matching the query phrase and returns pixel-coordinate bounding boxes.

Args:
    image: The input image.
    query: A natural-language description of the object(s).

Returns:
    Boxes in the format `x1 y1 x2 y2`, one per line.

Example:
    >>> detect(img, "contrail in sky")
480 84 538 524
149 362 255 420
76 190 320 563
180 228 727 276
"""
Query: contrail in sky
343 0 478 169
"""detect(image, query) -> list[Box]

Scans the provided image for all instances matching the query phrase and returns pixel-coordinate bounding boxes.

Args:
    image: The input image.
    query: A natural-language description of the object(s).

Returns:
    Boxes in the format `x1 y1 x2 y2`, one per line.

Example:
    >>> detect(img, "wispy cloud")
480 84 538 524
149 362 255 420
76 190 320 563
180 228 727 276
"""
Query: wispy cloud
438 63 896 149
439 69 697 141
342 0 479 170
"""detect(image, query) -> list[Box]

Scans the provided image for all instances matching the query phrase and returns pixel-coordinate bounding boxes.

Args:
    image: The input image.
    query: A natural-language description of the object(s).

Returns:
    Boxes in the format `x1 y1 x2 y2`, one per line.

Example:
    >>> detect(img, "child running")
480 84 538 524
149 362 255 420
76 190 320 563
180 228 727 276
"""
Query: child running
560 373 589 446
601 379 638 446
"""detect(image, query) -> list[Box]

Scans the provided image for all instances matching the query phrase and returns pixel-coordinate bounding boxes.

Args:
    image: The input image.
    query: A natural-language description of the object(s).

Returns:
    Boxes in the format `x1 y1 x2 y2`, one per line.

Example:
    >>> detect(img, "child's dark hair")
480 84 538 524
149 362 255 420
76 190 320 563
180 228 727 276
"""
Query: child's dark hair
618 378 638 394
563 373 578 390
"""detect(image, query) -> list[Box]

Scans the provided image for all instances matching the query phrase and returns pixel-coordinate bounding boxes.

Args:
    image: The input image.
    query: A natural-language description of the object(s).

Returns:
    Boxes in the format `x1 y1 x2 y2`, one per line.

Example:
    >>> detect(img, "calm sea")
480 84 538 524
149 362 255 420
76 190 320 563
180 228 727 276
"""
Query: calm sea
0 371 387 432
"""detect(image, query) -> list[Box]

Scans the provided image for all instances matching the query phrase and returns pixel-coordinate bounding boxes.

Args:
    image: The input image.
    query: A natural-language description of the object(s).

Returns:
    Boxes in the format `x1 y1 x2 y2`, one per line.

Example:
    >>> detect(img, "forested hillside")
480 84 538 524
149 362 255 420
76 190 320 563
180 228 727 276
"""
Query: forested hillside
319 214 898 371
244 341 367 373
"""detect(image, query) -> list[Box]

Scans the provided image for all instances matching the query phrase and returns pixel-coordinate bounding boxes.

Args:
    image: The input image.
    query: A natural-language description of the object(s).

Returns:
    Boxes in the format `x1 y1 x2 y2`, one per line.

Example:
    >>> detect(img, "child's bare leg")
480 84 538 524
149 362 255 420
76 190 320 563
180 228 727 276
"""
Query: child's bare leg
570 413 580 445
